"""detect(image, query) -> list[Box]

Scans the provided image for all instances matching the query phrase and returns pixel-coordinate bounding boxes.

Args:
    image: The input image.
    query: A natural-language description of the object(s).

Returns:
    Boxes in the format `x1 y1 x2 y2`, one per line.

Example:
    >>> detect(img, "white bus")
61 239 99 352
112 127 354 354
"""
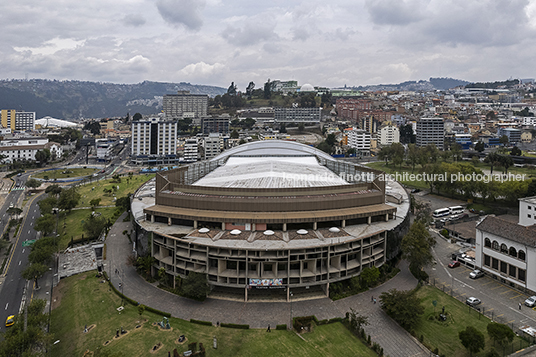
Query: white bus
433 208 450 218
449 206 464 215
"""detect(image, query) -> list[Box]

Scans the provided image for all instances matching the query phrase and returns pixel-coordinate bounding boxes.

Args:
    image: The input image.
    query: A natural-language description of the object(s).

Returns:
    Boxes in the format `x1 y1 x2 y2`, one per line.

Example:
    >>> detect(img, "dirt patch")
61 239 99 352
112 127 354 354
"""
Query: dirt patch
149 342 164 354
82 324 96 334
51 279 67 310
175 336 188 345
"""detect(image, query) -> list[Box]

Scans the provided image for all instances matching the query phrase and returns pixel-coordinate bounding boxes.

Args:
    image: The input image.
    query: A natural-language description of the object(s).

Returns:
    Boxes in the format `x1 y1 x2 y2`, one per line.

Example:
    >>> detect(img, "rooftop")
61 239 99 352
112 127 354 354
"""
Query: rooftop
476 215 536 247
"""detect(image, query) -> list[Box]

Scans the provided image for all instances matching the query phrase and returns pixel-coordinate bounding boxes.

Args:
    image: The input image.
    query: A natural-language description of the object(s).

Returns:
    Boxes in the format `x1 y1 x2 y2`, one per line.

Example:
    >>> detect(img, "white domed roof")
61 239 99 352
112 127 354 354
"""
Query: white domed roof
300 83 315 92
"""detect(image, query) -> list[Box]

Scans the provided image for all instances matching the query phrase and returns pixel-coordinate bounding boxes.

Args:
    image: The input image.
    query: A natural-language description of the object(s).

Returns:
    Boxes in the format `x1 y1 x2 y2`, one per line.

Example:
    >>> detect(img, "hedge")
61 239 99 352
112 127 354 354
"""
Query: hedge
190 319 213 326
276 324 287 330
220 323 249 329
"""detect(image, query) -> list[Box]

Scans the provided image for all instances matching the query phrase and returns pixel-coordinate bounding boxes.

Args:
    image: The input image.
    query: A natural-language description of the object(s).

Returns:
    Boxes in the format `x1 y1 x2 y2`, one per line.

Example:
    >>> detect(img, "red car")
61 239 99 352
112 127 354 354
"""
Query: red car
448 261 460 268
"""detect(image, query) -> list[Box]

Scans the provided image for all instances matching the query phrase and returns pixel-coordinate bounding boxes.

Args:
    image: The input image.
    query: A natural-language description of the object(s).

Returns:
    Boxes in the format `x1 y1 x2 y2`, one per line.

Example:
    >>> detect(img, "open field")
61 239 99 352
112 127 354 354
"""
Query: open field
414 285 527 356
31 167 98 180
49 271 377 357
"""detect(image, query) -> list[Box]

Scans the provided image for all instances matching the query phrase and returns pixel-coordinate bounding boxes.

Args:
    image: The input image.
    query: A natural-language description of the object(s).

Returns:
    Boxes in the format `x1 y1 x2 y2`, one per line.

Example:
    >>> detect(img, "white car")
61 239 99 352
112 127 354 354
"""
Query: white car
525 296 536 307
466 297 481 306
469 270 484 279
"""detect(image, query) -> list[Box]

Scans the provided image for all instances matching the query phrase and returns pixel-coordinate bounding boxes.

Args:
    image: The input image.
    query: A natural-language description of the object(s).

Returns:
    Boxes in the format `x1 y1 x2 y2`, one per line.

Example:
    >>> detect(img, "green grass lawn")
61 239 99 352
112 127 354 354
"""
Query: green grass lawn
49 272 377 357
57 207 118 249
31 167 98 180
76 174 154 207
414 285 528 356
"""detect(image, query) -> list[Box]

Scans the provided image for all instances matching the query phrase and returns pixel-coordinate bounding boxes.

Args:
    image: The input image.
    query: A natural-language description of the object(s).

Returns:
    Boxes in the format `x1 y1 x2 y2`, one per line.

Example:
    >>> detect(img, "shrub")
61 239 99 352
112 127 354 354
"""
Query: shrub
276 324 287 330
190 319 212 326
220 323 249 329
440 229 449 238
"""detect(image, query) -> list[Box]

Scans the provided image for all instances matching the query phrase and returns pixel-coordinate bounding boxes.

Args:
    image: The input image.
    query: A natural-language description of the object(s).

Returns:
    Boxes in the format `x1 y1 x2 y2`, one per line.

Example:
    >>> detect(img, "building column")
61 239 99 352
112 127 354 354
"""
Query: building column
222 222 225 230
313 222 317 230
151 215 154 223
367 216 371 225
325 282 330 297
283 223 287 232
252 223 256 232
168 217 172 226
341 220 346 228
385 214 389 222
287 287 290 302
245 286 248 302
193 220 198 229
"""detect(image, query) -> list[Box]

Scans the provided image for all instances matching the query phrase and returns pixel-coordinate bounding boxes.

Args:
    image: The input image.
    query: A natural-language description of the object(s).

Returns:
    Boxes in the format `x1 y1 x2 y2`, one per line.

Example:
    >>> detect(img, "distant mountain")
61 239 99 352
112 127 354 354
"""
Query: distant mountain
347 77 471 92
0 79 226 120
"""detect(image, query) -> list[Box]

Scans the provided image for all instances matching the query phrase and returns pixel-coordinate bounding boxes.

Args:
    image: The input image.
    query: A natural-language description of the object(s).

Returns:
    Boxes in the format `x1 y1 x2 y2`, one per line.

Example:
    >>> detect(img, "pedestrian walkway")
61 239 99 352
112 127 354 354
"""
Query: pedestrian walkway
104 212 429 357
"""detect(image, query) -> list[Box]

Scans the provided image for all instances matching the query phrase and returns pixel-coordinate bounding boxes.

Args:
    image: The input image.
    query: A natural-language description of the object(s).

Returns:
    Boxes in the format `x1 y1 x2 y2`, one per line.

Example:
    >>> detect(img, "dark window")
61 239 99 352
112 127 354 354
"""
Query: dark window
519 250 526 261
509 265 516 278
492 258 499 270
492 241 499 251
500 244 508 254
263 264 273 272
519 269 526 282
227 261 237 270
500 261 507 274
509 247 517 258
484 254 491 267
277 263 287 272
249 264 257 272
484 238 491 248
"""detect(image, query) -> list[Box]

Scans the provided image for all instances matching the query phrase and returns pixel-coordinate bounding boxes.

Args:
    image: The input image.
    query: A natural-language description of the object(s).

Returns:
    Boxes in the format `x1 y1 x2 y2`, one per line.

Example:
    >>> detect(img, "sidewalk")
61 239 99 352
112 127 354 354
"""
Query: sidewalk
103 212 430 356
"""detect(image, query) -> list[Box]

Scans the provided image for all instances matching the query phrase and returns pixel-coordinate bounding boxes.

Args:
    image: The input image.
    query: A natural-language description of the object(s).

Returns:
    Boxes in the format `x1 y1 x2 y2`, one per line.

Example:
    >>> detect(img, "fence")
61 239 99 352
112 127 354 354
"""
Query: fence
430 278 536 355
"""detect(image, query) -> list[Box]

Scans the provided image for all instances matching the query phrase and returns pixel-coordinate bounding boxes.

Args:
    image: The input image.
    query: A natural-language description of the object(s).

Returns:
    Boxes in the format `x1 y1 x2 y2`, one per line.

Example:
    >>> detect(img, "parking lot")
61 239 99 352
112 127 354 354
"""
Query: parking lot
428 232 536 331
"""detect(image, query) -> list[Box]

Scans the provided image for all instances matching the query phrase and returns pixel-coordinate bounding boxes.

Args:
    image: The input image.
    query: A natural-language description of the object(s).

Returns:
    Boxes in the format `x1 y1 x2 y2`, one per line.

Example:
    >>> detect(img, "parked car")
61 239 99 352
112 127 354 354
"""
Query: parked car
448 261 460 268
466 297 481 306
5 315 14 327
525 296 536 307
469 269 484 279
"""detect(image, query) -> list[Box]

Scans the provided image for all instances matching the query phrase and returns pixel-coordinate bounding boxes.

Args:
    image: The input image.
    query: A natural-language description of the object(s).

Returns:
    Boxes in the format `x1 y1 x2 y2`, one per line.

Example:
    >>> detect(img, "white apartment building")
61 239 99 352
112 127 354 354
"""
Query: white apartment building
379 125 400 146
475 197 536 294
163 91 208 120
416 117 444 149
95 139 114 162
183 138 199 162
346 128 371 152
0 137 55 164
131 117 177 165
521 117 536 126
202 133 221 160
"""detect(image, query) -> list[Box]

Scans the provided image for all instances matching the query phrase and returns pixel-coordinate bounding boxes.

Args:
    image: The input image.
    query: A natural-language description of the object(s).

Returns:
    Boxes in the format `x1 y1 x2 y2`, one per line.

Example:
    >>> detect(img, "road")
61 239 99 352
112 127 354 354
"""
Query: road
0 172 44 333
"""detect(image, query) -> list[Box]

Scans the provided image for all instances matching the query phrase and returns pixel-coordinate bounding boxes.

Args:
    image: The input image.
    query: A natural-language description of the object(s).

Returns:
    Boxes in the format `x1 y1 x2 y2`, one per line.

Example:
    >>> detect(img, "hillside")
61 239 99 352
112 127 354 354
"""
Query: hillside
348 77 471 92
0 79 226 120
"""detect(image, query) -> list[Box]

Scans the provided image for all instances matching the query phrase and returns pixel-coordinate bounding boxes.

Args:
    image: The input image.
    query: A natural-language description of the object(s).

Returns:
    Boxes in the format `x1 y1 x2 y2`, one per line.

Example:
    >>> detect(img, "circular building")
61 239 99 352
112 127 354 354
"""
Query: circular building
132 140 409 301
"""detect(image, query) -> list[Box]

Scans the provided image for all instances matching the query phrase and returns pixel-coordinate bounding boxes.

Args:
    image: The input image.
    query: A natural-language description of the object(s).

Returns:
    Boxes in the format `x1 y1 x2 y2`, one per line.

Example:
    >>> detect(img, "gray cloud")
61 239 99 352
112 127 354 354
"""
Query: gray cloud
222 21 278 46
123 14 146 27
365 0 425 26
156 0 206 31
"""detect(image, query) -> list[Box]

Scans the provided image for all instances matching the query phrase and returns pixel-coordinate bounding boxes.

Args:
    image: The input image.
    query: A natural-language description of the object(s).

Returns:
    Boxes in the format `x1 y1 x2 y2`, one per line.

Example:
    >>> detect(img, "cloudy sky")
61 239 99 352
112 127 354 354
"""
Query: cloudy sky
2 0 536 90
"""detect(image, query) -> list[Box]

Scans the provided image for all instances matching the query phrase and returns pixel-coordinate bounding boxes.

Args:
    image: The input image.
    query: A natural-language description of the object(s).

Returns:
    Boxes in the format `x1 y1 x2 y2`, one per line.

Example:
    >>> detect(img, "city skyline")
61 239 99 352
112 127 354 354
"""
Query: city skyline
1 0 536 89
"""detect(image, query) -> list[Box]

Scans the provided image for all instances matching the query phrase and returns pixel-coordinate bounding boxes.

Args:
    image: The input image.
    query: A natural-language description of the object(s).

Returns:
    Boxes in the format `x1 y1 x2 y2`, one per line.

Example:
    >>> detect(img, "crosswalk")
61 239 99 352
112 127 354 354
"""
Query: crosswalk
10 186 25 191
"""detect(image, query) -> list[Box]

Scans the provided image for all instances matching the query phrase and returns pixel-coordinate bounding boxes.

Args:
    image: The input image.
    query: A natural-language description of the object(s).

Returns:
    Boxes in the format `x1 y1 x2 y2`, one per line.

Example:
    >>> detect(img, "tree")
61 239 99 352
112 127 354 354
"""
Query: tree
325 133 337 147
378 146 392 165
116 196 130 212
510 146 522 156
45 184 63 196
83 213 107 240
227 82 237 96
399 124 416 144
58 187 81 212
474 141 485 153
89 198 101 209
316 141 332 154
35 149 51 165
263 79 272 99
379 289 424 330
499 155 513 173
459 326 485 356
230 130 239 139
133 113 142 121
245 81 255 97
21 263 48 289
298 123 305 132
35 214 56 236
487 322 515 346
499 135 509 146
6 206 22 218
390 143 405 167
348 308 369 332
181 272 210 301
25 178 42 189
484 152 501 174
401 221 436 274
406 144 420 171
360 266 380 287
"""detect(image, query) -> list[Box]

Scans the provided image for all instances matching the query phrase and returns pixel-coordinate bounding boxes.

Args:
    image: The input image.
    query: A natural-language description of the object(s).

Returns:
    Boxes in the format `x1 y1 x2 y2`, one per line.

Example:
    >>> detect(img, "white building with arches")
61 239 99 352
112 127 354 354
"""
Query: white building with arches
475 197 536 294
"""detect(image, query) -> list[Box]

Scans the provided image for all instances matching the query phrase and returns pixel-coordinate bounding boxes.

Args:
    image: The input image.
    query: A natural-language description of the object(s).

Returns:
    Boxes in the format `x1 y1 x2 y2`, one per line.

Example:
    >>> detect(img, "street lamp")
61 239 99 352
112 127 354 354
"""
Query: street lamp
289 291 293 330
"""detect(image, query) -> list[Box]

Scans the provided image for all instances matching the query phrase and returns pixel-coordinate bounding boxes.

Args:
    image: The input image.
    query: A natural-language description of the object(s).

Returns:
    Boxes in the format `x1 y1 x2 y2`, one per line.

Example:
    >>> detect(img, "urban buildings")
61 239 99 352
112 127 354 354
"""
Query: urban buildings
379 124 400 146
416 117 445 149
475 196 536 294
274 107 321 124
163 91 208 120
346 128 371 153
0 109 36 131
131 116 177 165
132 140 409 301
183 138 199 163
201 115 230 135
201 133 221 160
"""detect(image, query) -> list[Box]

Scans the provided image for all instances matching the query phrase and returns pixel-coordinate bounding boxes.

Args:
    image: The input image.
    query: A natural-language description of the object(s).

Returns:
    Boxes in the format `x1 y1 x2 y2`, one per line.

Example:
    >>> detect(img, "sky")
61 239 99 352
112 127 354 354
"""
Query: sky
2 0 536 90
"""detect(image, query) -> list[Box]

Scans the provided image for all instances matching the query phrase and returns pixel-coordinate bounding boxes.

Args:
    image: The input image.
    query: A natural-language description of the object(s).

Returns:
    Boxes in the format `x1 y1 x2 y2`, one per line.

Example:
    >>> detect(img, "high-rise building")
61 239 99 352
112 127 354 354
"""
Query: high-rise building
202 133 221 160
131 117 177 165
0 109 35 131
201 115 230 135
416 117 444 149
379 124 400 146
183 138 199 162
163 91 208 120
346 128 371 152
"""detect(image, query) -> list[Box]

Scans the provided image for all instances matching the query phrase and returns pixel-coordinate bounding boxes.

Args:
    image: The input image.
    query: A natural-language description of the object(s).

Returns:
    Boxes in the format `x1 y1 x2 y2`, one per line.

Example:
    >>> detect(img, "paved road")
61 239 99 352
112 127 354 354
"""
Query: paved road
105 212 429 357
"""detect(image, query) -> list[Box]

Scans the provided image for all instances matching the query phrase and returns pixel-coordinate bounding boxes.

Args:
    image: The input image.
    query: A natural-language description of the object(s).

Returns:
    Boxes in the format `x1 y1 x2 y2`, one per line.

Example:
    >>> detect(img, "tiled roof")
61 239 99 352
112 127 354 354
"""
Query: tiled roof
476 215 536 247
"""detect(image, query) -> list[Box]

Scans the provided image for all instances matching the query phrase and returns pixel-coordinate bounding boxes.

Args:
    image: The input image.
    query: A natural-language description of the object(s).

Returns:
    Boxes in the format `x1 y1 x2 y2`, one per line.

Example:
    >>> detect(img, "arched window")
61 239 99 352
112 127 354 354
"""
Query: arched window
500 244 508 254
519 250 526 261
509 247 517 257
492 241 499 250
484 238 491 248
